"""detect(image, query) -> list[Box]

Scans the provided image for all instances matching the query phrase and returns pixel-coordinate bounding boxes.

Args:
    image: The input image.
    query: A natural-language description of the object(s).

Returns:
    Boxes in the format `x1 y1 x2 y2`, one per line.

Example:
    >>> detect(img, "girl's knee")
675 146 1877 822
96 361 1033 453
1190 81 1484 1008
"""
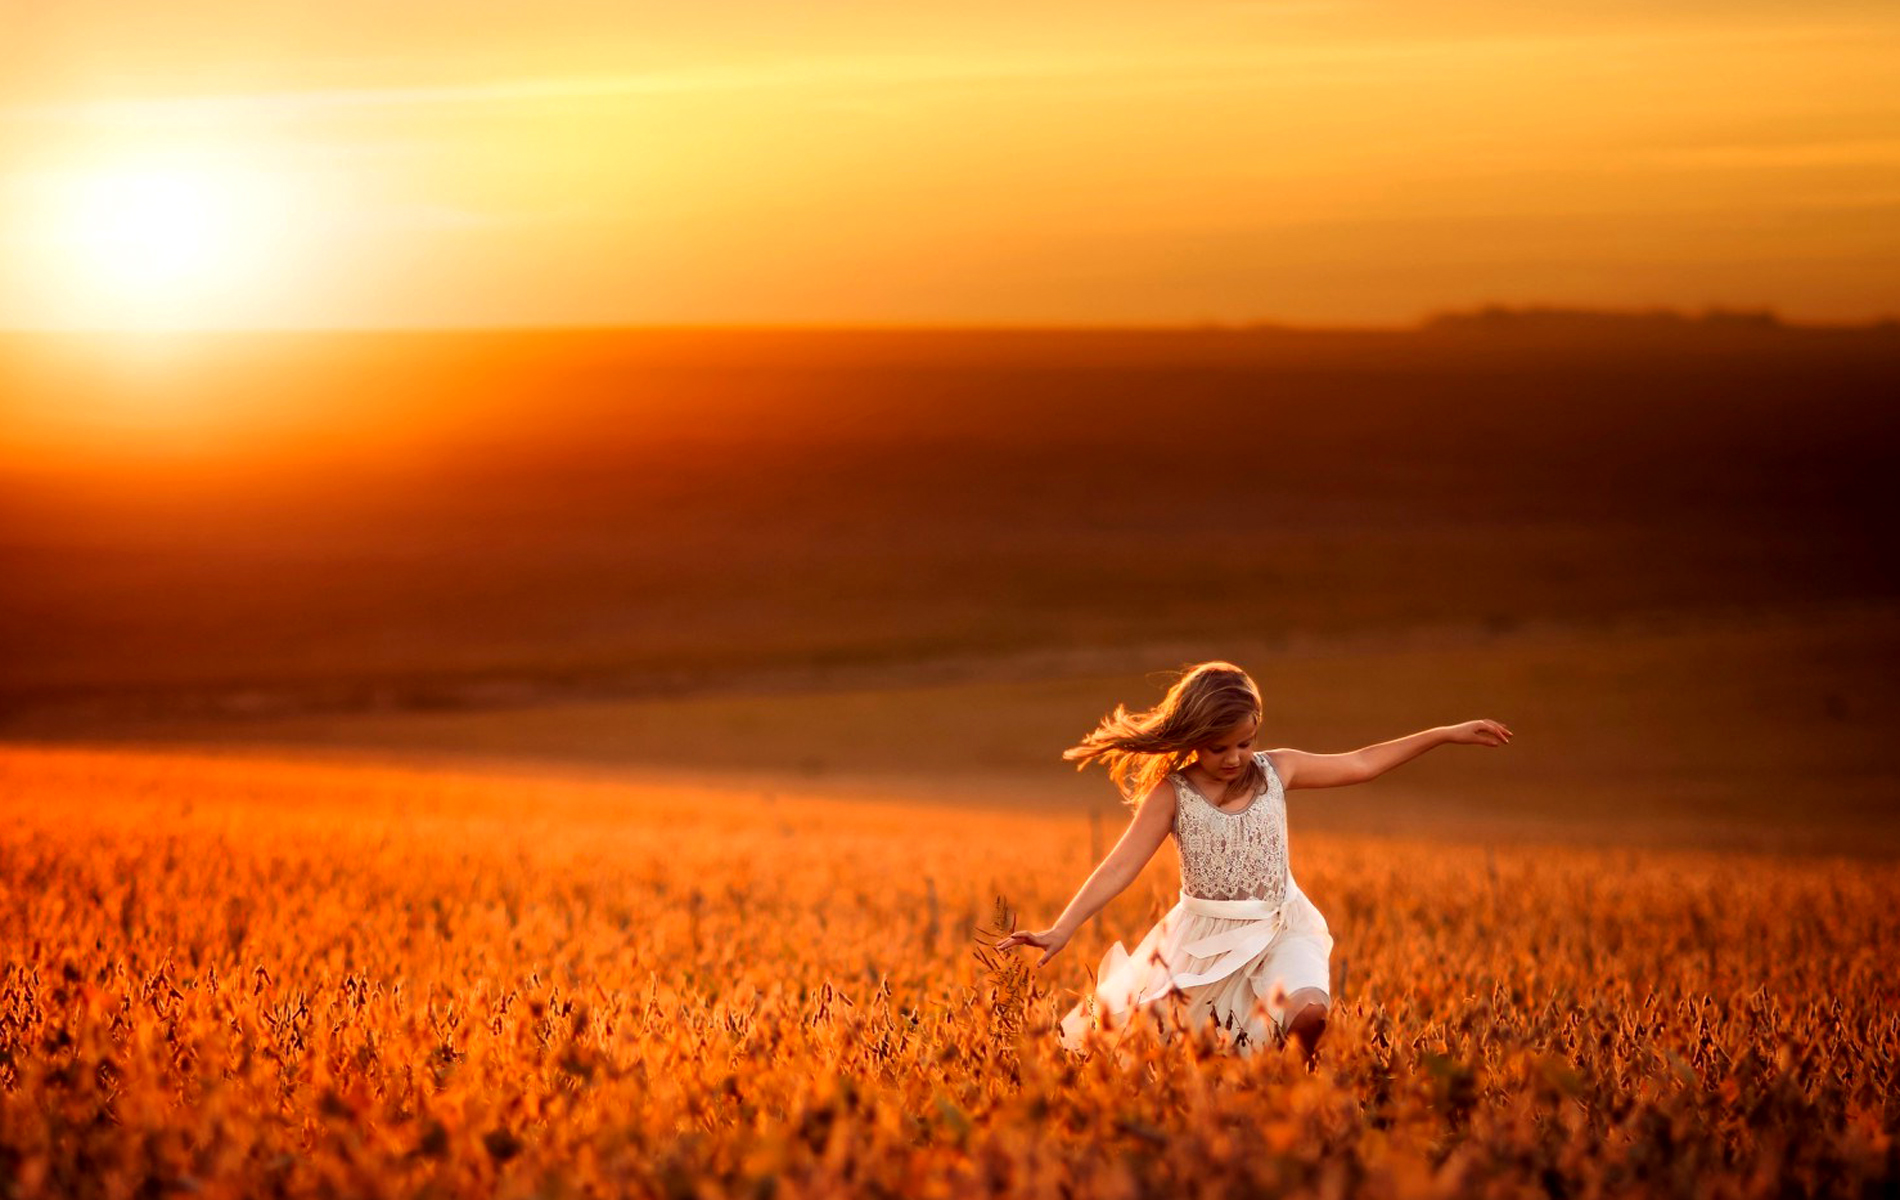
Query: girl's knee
1282 988 1331 1040
1285 987 1329 1019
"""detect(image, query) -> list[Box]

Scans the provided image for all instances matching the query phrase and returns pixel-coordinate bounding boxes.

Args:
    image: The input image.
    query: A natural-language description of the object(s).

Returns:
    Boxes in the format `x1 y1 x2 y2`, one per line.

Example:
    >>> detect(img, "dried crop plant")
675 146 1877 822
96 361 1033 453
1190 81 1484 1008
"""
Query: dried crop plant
969 894 1047 1082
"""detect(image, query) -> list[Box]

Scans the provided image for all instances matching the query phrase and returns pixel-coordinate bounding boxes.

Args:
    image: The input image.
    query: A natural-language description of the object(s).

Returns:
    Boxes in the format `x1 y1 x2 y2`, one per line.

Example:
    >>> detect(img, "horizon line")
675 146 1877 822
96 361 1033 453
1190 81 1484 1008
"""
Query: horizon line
3 303 1898 337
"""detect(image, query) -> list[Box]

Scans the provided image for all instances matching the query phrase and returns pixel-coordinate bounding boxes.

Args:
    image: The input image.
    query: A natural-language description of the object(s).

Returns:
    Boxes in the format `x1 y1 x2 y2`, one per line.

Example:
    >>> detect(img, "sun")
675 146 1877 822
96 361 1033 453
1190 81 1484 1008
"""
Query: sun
69 167 232 290
20 154 298 329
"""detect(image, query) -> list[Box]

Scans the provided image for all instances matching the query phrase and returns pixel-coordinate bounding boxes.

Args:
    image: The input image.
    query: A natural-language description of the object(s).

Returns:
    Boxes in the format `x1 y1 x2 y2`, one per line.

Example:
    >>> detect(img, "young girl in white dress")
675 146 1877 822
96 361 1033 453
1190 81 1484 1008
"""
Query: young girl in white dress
995 661 1512 1062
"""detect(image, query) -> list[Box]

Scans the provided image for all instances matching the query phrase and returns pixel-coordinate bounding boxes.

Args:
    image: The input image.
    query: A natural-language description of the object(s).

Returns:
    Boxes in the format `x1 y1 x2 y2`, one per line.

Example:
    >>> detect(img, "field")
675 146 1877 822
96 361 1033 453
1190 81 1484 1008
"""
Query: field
3 321 1897 1196
3 744 1896 1199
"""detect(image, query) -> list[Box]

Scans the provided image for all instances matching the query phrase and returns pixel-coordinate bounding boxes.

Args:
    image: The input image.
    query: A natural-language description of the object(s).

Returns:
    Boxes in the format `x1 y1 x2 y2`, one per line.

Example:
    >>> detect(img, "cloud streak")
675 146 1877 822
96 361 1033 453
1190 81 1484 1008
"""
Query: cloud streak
1 21 1877 129
1640 137 1900 171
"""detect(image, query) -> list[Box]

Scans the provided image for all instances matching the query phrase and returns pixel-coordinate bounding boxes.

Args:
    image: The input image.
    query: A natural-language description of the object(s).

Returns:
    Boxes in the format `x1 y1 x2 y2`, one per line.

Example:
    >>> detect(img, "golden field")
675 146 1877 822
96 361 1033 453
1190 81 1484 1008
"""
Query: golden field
3 744 1895 1199
3 321 1896 1196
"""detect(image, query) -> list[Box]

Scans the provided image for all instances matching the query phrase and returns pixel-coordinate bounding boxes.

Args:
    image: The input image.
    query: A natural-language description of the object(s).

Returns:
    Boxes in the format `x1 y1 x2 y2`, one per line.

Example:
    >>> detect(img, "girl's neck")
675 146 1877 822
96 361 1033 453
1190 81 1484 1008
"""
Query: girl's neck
1184 763 1246 805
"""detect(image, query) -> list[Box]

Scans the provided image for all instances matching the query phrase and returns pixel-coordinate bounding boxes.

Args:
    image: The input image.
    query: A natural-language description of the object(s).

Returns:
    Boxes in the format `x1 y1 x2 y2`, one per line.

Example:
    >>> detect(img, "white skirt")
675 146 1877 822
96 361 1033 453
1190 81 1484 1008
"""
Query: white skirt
1056 875 1333 1057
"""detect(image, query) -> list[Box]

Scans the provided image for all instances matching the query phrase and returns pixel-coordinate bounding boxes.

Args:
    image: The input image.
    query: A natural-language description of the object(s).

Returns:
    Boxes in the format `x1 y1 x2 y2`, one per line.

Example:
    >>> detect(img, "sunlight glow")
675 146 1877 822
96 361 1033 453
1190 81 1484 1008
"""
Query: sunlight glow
70 168 228 288
18 154 299 330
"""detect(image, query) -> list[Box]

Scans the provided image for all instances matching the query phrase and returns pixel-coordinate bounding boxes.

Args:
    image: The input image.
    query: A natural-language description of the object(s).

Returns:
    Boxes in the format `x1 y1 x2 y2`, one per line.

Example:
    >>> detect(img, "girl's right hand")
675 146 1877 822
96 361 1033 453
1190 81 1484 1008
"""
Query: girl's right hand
1444 718 1514 746
994 926 1072 968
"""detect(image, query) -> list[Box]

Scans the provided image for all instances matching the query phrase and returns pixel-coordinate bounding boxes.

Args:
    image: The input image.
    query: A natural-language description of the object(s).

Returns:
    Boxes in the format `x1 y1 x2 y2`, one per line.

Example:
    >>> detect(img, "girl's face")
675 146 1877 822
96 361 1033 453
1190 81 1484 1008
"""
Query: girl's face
1193 715 1260 781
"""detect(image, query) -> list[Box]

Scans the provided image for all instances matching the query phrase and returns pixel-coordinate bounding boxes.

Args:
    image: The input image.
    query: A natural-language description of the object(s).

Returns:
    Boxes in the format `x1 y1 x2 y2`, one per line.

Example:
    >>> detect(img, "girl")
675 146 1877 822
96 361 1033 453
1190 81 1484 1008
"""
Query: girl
995 661 1512 1062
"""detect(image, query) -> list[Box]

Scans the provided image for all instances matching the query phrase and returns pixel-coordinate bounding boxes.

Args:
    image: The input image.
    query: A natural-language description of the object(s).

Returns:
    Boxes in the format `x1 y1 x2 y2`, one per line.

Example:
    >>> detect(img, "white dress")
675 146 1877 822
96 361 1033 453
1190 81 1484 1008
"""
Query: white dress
1057 750 1333 1057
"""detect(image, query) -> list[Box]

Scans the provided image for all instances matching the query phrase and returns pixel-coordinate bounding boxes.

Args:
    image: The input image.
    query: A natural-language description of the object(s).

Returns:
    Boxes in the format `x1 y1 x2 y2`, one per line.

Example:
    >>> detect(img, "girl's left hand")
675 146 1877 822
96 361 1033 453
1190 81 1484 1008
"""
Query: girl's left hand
1445 719 1513 746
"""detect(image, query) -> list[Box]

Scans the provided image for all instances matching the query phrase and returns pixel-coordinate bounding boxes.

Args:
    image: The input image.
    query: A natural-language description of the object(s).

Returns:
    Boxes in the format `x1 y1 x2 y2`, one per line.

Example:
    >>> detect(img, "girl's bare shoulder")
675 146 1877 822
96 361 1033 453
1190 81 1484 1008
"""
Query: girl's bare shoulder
1132 775 1180 821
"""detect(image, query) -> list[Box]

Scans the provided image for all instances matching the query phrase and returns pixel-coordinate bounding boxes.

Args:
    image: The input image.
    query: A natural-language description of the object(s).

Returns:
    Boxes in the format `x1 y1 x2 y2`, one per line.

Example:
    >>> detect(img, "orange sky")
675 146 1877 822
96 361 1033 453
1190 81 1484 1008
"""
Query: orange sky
2 1 1897 329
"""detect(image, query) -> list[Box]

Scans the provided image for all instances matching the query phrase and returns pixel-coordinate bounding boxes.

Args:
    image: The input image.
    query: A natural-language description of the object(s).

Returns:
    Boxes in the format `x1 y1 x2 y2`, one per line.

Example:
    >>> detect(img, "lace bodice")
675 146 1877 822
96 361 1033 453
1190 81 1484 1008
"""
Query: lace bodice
1170 751 1289 902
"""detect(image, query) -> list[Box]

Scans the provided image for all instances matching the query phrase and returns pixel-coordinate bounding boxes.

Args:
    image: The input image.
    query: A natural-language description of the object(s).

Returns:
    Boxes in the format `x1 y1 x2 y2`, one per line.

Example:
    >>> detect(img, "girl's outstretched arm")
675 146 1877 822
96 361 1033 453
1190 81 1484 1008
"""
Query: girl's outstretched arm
993 779 1177 968
1273 719 1513 789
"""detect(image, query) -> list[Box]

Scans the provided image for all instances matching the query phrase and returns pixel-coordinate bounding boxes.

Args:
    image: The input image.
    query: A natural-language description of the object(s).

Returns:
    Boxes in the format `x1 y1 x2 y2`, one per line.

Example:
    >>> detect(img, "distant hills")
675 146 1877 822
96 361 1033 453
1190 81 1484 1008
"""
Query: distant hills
1413 303 1899 336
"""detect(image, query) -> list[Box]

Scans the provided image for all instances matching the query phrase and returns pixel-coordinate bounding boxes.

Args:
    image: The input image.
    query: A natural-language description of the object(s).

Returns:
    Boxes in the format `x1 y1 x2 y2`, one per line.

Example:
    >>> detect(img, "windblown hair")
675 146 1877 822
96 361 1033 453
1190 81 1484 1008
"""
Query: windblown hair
1062 661 1265 810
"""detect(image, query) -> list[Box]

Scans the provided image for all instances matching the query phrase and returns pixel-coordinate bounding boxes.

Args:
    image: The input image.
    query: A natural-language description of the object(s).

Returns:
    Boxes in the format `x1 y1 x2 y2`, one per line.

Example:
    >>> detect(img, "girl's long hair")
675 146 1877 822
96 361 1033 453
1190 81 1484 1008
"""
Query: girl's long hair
1063 661 1265 809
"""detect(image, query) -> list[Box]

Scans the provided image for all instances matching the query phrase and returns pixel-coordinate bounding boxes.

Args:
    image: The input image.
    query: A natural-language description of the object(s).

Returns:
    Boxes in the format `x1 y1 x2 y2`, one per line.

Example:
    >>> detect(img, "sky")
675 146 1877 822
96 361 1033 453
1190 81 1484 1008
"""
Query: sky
1 0 1896 329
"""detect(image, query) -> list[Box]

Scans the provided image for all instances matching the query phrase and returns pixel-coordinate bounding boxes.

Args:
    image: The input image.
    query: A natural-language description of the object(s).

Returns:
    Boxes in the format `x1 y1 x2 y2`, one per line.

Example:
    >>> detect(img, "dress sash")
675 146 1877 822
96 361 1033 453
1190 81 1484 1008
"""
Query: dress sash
1178 890 1286 920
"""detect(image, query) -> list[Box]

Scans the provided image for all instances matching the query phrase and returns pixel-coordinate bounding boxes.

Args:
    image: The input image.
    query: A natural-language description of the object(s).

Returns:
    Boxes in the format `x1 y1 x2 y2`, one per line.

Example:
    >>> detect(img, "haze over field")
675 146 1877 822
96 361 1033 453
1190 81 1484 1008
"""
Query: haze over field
4 317 1893 699
3 316 1895 854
